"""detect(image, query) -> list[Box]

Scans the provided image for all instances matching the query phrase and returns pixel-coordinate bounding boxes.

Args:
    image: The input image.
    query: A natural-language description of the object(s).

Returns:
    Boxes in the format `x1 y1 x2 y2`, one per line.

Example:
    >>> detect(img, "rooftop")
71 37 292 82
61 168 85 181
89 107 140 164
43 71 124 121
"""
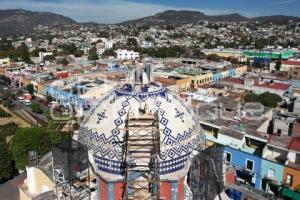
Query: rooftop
282 60 300 66
288 137 300 152
223 77 244 85
224 77 290 90
254 82 290 91
268 135 291 150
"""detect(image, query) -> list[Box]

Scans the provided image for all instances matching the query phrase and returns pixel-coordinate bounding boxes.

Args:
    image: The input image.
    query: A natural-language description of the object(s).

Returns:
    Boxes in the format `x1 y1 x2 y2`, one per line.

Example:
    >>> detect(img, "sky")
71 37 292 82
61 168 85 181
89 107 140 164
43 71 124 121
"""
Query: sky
0 0 300 23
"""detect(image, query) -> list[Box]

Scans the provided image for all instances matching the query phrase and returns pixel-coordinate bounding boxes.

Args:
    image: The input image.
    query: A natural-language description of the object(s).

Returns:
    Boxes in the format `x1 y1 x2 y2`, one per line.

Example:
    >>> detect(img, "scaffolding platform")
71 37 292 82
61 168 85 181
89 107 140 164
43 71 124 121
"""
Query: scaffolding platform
122 113 160 200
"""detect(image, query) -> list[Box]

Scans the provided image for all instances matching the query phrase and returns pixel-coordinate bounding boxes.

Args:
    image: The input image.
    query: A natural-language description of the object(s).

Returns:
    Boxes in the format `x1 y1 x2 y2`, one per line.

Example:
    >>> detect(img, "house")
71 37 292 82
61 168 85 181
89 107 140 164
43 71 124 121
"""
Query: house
261 135 290 194
282 137 300 193
270 60 300 76
224 146 262 188
115 49 139 60
224 77 290 96
272 112 295 136
260 159 284 196
39 52 53 61
261 135 300 199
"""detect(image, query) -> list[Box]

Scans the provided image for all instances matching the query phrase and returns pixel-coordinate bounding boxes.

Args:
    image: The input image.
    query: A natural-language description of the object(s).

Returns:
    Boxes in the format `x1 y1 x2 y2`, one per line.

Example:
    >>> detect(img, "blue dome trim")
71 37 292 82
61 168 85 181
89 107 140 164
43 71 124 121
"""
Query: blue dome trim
94 153 190 176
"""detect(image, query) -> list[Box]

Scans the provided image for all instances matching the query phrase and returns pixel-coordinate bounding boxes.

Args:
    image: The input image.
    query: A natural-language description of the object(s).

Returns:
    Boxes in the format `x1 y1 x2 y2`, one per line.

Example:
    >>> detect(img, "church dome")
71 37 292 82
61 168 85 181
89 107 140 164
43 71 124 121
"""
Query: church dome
79 82 204 182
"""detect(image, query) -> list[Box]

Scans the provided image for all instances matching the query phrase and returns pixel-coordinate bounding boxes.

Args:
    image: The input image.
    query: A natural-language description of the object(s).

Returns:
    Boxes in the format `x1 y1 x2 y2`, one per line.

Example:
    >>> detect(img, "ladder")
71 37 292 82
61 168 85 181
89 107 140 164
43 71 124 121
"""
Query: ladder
122 113 160 200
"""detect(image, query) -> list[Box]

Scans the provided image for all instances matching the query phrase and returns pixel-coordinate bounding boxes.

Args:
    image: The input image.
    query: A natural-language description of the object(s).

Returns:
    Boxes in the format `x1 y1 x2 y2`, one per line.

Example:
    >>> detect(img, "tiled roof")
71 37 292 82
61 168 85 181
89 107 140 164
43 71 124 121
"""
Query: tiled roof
254 82 290 91
282 60 300 66
288 137 300 152
223 77 244 85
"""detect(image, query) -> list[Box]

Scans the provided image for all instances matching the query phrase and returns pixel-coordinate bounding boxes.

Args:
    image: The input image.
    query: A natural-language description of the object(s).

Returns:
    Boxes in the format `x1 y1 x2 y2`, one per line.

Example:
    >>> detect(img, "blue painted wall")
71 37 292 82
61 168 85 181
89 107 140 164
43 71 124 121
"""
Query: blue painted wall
108 182 114 200
260 159 284 189
45 86 85 108
213 72 222 82
228 68 236 77
171 181 178 200
224 146 262 188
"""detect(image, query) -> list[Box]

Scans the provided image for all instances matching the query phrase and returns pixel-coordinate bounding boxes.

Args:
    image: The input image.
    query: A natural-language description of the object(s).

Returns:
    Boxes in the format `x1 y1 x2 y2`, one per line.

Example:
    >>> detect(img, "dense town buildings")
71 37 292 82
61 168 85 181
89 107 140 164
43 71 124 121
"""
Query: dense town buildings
1 17 300 200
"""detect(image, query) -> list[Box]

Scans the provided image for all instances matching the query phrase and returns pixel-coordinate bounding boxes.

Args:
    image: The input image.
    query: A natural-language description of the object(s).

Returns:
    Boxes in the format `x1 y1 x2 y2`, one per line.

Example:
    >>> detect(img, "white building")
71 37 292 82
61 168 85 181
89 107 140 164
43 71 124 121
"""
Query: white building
105 40 115 49
115 49 139 60
39 52 53 61
0 58 10 65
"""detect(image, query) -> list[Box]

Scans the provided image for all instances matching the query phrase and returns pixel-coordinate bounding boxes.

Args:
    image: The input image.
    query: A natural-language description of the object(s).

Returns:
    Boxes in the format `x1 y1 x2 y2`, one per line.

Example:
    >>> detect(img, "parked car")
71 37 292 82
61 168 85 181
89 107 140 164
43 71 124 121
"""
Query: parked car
23 99 31 106
17 96 25 102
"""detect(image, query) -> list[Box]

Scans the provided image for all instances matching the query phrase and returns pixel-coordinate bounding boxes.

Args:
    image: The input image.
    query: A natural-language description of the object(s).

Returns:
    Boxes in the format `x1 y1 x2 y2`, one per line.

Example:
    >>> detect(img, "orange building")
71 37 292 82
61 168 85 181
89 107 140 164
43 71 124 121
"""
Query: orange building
282 166 300 190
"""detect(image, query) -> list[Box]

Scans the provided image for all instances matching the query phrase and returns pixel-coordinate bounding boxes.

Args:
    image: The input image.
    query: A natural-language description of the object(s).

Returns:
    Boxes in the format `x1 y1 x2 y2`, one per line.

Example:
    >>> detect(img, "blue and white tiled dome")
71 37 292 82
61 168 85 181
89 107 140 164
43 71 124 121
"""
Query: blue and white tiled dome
79 82 203 181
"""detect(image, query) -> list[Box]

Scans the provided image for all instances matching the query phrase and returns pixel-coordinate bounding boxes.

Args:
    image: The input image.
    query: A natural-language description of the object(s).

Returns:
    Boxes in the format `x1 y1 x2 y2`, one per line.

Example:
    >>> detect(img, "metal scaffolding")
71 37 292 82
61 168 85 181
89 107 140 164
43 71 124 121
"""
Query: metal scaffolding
52 139 95 200
188 144 225 200
122 111 161 200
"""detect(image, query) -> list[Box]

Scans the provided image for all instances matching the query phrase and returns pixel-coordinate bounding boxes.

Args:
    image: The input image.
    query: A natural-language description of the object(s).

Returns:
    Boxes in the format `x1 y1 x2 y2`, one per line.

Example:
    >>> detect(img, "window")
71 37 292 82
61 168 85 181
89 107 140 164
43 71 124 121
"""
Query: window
276 129 282 136
286 174 293 186
268 168 275 178
225 152 231 163
246 159 254 171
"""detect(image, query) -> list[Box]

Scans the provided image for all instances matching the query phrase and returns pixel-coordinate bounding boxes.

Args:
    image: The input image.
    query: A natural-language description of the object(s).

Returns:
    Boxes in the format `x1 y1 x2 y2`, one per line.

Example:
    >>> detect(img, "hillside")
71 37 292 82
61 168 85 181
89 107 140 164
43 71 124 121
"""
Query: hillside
251 15 300 23
120 10 300 25
0 9 77 37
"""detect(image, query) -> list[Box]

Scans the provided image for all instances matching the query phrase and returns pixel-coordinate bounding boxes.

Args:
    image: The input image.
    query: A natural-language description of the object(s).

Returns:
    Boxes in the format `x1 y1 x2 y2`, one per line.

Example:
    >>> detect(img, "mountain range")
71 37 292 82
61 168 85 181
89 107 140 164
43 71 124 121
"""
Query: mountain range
0 9 76 37
0 9 299 37
120 10 300 25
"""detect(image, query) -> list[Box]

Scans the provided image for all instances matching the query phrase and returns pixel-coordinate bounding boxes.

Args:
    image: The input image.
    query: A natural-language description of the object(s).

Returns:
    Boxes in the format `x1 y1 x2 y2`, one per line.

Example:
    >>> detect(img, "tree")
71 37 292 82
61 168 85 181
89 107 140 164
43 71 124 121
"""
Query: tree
0 89 16 108
206 54 222 62
17 43 31 63
26 84 35 96
97 31 109 38
0 108 11 118
244 92 261 103
0 75 11 86
43 55 55 62
126 38 138 48
229 57 239 64
0 122 19 138
46 95 53 103
49 130 68 145
58 57 69 66
30 48 46 57
254 38 269 49
102 48 115 57
275 54 282 71
88 46 99 61
145 36 154 43
58 43 83 57
11 128 52 170
31 103 43 114
260 92 282 108
244 92 282 108
193 49 205 59
0 140 14 181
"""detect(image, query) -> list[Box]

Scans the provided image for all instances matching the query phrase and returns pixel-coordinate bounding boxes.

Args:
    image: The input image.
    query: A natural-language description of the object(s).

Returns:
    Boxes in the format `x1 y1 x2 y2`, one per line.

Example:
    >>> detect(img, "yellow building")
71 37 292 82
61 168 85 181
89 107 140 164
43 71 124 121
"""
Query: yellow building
175 78 191 92
190 73 213 89
236 66 248 76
